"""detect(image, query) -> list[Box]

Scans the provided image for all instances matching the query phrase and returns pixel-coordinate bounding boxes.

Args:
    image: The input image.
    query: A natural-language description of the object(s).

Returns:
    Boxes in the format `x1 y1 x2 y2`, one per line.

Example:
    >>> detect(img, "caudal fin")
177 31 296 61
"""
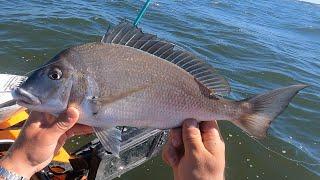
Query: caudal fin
232 84 308 139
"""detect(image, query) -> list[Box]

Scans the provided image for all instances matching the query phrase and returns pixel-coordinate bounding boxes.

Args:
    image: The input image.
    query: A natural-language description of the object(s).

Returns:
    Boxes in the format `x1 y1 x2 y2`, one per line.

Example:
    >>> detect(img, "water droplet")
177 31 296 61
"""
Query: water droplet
249 164 253 168
239 142 242 145
228 134 233 137
256 175 259 178
282 150 286 154
76 142 79 145
246 158 250 162
289 136 292 139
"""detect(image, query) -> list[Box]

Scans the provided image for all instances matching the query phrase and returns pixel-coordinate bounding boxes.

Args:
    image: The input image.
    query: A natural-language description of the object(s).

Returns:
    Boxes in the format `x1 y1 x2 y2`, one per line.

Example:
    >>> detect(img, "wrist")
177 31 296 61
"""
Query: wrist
0 150 37 179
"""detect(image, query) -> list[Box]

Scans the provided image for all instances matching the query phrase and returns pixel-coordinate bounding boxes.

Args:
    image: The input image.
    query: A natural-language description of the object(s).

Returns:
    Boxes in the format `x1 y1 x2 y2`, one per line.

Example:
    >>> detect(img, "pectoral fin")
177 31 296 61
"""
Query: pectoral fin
93 127 122 156
88 85 149 105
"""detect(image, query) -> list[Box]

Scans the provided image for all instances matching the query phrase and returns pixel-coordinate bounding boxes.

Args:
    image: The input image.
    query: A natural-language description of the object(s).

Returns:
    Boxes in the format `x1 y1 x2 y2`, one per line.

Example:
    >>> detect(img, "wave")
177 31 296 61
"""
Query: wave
298 0 320 5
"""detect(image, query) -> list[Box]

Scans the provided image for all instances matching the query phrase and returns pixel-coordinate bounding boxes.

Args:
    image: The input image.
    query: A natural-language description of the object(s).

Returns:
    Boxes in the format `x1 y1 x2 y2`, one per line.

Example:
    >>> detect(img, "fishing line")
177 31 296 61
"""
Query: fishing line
21 56 69 77
9 0 154 77
253 137 320 166
238 129 320 166
19 38 192 78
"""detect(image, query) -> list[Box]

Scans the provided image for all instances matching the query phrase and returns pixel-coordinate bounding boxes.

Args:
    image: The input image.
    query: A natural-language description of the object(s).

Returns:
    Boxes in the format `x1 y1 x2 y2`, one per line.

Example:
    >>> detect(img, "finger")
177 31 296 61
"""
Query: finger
162 139 179 167
170 128 182 148
200 121 224 154
47 107 80 137
65 124 93 138
182 119 204 155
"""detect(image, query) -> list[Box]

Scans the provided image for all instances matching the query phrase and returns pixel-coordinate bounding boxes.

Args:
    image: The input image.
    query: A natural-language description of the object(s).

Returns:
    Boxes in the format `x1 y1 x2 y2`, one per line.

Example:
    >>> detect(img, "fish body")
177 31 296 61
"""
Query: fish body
12 22 307 155
65 43 237 128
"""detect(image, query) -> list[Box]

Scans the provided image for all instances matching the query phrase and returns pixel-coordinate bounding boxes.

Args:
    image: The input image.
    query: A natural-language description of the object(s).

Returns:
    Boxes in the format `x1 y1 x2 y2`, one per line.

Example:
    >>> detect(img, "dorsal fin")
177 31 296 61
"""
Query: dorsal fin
101 22 230 96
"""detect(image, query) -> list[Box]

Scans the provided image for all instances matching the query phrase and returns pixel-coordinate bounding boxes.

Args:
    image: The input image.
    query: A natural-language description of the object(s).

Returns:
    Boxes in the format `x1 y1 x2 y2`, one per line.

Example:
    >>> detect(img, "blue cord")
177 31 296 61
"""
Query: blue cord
133 0 152 26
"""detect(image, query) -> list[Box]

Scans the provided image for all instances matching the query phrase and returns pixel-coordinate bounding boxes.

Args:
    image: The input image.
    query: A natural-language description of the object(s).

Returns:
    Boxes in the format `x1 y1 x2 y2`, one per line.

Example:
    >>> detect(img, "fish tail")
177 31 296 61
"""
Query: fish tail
231 84 308 139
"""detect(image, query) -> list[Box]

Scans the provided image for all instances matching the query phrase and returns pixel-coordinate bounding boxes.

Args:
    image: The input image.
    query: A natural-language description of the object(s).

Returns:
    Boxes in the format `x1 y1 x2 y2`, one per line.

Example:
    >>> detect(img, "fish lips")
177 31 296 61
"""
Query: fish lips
12 87 41 106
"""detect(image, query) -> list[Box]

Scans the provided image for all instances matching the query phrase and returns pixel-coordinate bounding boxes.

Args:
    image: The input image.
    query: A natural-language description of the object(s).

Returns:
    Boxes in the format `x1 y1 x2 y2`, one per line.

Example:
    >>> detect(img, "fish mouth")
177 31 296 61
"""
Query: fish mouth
12 87 41 106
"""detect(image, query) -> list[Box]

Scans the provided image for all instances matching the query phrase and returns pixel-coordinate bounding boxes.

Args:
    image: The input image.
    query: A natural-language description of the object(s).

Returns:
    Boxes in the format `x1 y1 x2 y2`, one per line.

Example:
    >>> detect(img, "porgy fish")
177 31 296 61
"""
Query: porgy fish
12 22 307 155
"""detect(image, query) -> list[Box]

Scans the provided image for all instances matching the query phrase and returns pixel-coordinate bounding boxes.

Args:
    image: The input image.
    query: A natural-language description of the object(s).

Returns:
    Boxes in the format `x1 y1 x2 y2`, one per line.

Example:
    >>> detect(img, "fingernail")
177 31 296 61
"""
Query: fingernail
186 119 198 128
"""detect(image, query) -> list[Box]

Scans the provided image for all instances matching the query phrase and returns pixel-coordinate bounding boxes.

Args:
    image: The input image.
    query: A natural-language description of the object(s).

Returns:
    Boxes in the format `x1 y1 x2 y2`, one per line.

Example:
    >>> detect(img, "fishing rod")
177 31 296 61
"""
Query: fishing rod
134 0 152 26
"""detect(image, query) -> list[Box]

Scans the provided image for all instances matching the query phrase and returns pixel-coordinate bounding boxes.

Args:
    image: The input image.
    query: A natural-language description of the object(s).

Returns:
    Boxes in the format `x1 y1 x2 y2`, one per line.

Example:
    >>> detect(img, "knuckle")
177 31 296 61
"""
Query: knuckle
185 128 200 139
188 146 203 158
56 121 70 131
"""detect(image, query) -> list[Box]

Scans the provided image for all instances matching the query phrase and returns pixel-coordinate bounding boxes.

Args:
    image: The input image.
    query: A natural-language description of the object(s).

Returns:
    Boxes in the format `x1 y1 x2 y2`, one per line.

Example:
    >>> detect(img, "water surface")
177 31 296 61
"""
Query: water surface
0 0 319 179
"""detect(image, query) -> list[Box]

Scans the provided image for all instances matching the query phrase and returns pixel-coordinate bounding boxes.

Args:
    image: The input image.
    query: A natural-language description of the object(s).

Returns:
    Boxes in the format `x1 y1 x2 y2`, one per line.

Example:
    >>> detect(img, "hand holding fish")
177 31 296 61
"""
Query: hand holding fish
0 107 92 179
162 119 225 180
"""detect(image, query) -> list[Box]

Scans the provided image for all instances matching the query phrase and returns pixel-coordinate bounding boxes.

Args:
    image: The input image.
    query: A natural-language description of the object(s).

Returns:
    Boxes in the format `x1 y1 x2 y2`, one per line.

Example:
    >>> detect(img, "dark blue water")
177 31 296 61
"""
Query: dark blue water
0 0 319 179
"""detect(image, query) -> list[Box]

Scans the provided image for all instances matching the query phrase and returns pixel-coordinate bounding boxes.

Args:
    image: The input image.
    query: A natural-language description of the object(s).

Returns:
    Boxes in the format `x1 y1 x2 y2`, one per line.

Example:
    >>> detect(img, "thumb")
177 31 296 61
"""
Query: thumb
182 119 204 155
48 106 80 137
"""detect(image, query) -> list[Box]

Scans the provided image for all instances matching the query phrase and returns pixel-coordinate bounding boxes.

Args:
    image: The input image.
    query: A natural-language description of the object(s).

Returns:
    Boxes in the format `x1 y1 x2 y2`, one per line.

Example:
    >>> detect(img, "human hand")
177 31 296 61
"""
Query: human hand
0 107 93 179
162 119 225 180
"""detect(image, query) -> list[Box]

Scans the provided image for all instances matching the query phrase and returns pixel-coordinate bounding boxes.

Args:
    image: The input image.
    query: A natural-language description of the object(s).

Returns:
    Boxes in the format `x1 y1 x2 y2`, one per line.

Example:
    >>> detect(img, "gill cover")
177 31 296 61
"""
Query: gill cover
15 54 75 114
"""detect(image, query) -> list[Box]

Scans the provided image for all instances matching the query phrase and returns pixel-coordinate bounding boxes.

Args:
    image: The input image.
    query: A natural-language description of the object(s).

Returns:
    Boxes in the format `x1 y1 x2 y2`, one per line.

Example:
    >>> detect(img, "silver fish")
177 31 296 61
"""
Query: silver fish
12 22 307 155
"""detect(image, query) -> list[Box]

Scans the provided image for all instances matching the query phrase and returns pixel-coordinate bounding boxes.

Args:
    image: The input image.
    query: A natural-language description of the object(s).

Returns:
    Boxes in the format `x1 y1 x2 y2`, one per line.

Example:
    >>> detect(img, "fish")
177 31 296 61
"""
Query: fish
12 22 307 155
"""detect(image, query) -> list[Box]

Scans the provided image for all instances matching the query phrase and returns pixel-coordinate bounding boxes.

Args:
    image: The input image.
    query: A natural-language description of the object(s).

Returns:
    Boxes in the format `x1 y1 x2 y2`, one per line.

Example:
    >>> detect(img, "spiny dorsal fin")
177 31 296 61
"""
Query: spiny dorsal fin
101 22 230 96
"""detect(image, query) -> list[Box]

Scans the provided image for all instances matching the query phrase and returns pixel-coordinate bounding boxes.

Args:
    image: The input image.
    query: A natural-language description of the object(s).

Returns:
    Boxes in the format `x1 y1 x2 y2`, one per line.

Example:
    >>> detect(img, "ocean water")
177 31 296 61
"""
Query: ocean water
0 0 319 179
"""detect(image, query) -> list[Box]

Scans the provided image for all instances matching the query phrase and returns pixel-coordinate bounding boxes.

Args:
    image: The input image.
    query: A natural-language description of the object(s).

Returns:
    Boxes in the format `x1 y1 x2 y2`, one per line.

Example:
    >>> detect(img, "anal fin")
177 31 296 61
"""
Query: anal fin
93 127 122 156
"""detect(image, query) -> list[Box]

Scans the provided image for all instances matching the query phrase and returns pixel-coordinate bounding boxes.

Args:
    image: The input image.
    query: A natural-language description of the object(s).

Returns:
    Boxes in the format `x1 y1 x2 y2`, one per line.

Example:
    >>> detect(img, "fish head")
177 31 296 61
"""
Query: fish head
12 57 75 114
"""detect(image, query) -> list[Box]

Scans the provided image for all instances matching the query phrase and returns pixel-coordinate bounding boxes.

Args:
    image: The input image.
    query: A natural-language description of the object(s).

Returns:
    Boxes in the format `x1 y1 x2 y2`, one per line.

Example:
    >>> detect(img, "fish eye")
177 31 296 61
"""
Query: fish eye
48 68 63 80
